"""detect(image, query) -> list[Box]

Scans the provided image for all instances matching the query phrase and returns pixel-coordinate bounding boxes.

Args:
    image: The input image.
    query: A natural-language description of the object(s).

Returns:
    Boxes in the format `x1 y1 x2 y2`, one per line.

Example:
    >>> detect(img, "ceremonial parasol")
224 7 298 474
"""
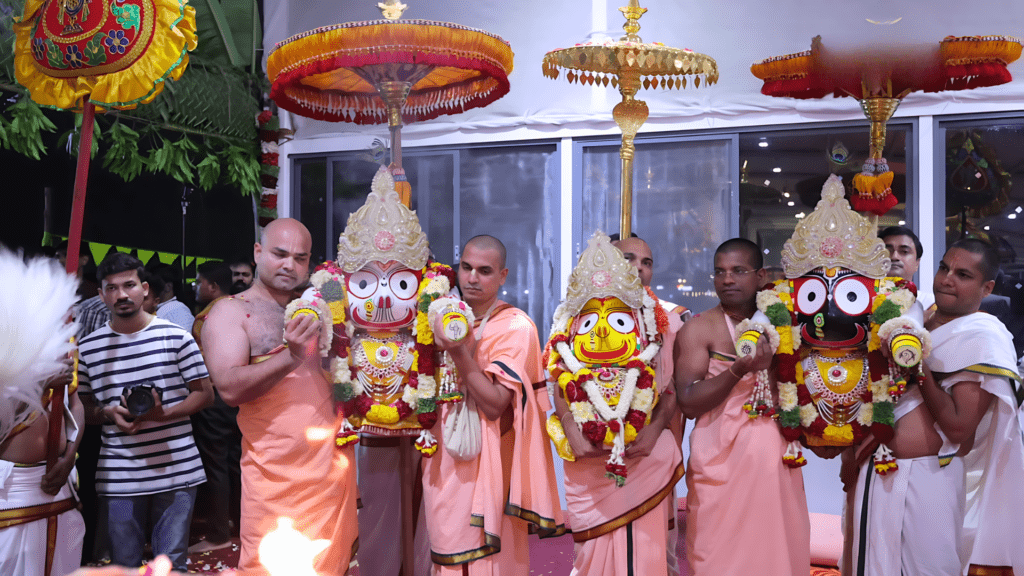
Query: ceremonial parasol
266 0 514 206
751 35 1022 218
12 0 197 468
542 0 718 238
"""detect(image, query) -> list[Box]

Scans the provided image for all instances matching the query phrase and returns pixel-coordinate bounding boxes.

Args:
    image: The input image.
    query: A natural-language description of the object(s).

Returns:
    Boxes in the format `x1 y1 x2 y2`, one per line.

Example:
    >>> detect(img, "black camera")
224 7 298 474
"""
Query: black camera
122 382 160 419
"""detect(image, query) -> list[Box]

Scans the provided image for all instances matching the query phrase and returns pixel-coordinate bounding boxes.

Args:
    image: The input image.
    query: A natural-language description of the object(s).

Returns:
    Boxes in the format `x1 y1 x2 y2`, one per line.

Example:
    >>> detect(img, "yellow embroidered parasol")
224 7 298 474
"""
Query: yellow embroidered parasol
751 35 1021 218
265 0 514 206
12 0 197 469
542 0 718 238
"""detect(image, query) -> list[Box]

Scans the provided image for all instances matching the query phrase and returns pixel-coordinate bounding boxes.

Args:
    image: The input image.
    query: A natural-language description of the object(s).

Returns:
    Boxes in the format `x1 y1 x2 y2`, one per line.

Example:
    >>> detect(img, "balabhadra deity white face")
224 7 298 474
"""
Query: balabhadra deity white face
346 260 421 330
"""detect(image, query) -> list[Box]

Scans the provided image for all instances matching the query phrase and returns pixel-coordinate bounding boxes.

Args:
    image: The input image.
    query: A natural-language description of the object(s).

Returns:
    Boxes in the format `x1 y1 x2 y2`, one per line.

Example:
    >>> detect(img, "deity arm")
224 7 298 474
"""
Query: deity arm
919 365 994 445
552 379 605 459
447 343 512 420
202 299 308 407
624 388 677 458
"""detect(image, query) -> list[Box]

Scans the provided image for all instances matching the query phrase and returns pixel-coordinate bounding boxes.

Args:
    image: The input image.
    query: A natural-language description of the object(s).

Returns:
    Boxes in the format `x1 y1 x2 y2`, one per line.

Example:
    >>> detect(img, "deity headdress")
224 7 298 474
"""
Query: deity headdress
561 231 645 318
781 174 890 279
336 166 429 273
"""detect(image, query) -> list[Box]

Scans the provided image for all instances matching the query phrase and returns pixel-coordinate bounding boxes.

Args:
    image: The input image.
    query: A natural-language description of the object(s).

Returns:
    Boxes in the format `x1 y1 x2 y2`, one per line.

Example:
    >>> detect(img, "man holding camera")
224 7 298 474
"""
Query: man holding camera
79 253 213 571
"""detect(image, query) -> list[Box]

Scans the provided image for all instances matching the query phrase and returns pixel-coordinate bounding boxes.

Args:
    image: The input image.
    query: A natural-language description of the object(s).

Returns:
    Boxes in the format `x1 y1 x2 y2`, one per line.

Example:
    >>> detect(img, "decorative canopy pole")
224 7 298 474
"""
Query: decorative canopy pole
266 0 513 206
542 0 718 238
13 0 197 474
752 35 1022 222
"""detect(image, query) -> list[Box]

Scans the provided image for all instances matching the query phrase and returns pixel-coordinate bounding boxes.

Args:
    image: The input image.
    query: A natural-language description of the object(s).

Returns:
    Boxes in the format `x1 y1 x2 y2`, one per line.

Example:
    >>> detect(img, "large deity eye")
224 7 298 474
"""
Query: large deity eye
795 277 828 314
347 270 378 299
834 277 872 316
389 270 419 300
607 312 636 334
576 313 599 335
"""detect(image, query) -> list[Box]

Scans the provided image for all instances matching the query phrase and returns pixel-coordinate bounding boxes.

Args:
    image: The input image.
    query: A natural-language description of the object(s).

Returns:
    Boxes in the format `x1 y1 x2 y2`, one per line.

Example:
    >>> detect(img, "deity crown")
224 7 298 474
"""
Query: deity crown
563 231 645 317
337 166 430 273
781 174 891 279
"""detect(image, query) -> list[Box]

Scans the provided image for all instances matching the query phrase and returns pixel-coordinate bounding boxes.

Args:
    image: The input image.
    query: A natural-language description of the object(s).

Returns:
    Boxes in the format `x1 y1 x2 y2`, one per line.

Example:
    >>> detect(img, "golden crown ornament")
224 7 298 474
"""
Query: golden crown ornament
781 175 891 279
336 166 430 273
562 231 645 317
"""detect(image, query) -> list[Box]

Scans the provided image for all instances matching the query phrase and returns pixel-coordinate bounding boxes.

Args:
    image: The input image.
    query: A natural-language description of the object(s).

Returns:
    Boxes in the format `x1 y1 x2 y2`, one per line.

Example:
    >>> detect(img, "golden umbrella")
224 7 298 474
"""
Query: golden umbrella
542 0 718 237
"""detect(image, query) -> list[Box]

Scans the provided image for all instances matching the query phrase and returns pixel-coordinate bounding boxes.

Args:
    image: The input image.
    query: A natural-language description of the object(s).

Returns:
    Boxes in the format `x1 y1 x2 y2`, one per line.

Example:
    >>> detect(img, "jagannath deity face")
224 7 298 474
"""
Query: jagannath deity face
571 297 641 366
346 260 422 330
793 266 876 349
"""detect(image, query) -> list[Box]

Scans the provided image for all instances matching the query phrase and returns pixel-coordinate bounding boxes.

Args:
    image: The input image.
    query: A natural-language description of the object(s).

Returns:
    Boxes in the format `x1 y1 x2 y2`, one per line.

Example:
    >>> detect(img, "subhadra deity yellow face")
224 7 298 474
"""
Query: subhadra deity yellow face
571 297 641 366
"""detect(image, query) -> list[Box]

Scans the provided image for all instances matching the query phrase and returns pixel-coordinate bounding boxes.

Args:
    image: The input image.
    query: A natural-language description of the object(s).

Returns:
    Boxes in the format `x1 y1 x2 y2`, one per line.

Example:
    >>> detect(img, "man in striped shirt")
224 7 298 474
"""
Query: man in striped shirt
78 252 213 571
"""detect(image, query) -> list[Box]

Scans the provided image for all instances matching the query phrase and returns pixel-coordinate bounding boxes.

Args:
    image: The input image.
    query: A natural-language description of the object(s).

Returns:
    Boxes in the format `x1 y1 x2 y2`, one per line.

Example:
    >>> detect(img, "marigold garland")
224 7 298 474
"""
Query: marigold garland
546 286 666 487
302 259 456 456
746 276 927 474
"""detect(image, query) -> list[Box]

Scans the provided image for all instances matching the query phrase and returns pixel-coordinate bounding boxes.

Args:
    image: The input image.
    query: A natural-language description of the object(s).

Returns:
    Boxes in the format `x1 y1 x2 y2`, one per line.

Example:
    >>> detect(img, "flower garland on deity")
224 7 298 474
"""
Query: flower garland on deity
733 174 931 475
544 231 670 487
283 166 460 457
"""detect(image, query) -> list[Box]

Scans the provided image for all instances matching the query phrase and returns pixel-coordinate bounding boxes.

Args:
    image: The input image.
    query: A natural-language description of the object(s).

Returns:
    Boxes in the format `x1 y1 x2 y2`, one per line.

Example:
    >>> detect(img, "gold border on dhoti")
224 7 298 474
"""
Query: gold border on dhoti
967 565 1014 576
570 460 685 543
0 497 78 529
505 502 567 539
429 517 501 566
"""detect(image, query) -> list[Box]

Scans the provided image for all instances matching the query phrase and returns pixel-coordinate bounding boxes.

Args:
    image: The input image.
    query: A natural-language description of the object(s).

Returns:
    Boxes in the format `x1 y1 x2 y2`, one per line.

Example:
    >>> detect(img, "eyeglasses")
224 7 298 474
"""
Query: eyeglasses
711 268 757 279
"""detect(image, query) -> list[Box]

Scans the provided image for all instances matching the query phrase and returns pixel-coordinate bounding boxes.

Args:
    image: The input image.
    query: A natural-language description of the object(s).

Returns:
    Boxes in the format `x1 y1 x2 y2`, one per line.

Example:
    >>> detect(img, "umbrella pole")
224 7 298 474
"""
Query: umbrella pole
50 99 95 471
378 81 413 207
612 71 649 239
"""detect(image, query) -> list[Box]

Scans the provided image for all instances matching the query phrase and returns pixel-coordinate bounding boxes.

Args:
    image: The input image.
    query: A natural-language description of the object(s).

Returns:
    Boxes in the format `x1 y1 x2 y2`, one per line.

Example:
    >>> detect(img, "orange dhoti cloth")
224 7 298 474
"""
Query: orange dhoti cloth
422 303 565 575
236 348 357 576
564 427 684 576
685 316 810 576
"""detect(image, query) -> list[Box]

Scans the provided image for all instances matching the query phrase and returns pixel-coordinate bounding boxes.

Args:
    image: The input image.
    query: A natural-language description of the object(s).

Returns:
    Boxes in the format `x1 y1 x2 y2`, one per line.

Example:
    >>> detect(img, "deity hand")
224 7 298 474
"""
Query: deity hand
733 333 773 377
284 313 320 361
889 333 923 368
562 415 606 459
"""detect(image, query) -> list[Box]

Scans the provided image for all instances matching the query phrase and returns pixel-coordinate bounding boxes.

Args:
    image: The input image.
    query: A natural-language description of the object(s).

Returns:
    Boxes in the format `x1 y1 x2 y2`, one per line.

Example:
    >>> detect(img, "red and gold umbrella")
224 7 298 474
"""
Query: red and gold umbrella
752 35 1021 217
266 1 513 206
13 0 196 468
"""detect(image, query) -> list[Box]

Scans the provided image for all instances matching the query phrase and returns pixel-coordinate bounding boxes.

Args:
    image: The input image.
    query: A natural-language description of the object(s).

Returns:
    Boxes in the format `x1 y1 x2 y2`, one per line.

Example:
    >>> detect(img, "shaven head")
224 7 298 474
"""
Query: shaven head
463 235 507 269
254 218 313 293
714 238 763 270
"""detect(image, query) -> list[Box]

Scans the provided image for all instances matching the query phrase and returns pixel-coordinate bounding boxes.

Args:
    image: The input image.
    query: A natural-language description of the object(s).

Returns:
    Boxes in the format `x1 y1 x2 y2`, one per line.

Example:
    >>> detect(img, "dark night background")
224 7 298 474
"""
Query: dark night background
0 104 257 262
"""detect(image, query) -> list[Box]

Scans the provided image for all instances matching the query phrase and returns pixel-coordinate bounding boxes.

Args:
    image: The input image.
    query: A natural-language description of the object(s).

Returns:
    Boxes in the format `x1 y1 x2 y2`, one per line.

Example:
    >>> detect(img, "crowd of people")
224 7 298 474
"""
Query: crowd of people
0 217 1021 576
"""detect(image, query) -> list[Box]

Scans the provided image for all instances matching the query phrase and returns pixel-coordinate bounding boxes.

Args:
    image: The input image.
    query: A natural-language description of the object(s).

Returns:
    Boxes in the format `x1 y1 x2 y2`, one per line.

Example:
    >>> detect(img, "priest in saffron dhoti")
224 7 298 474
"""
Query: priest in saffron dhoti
547 231 682 576
416 234 565 575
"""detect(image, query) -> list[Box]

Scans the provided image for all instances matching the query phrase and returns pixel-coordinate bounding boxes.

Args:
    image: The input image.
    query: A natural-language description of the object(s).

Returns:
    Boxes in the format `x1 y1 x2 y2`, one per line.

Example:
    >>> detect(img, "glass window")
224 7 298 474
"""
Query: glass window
941 121 1024 358
458 145 561 332
292 143 561 332
739 124 912 278
580 138 734 316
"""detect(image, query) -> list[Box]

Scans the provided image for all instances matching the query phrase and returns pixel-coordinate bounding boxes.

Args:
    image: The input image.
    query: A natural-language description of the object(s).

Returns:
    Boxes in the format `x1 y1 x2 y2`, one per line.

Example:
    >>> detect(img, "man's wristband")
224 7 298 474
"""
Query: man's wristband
559 411 575 427
728 365 742 379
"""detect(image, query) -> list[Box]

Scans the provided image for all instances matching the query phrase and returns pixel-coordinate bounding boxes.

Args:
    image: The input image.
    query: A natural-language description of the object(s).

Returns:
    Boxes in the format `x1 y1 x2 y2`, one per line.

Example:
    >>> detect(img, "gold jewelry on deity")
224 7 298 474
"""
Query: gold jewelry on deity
780 174 890 279
353 332 411 381
336 166 429 274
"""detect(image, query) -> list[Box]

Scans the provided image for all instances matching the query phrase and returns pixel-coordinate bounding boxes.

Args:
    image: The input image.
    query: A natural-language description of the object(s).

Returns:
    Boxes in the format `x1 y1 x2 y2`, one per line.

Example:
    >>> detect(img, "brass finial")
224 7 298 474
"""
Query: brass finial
378 0 408 20
619 0 646 42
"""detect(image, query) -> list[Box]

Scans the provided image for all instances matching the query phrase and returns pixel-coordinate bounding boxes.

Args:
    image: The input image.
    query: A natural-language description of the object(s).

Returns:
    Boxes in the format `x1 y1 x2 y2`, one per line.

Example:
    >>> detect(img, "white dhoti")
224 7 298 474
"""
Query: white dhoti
0 461 85 576
845 455 966 576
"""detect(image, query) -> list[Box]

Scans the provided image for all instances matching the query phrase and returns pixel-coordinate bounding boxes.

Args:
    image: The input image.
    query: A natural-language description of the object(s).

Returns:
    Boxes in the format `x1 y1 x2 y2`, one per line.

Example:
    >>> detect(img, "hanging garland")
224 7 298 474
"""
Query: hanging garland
739 277 930 474
306 259 459 457
545 286 668 487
